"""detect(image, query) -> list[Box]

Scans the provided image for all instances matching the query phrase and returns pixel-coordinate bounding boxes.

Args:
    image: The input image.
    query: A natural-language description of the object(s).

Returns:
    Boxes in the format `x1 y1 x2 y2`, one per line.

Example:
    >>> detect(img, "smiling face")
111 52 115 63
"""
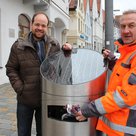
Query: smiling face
31 14 48 40
119 13 136 44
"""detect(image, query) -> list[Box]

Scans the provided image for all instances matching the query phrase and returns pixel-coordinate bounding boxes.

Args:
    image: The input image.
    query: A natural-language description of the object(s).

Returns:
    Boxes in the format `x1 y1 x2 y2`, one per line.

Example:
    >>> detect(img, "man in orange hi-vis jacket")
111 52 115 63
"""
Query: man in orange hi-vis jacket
73 10 136 136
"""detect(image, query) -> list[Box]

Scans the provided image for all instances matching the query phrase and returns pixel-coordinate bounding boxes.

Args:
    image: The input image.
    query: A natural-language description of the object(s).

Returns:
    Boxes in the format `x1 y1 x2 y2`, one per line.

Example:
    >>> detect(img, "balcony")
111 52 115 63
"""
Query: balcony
23 0 49 6
23 0 49 10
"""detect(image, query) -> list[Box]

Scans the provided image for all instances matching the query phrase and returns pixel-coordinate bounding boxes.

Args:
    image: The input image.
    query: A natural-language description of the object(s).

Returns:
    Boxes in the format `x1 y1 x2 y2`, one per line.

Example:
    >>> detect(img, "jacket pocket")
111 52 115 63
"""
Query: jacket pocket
16 85 24 95
13 80 24 95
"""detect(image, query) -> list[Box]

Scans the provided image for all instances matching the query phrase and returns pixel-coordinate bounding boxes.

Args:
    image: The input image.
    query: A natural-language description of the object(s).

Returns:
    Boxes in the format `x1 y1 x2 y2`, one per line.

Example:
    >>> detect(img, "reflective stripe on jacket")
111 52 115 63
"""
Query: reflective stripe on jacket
96 40 136 136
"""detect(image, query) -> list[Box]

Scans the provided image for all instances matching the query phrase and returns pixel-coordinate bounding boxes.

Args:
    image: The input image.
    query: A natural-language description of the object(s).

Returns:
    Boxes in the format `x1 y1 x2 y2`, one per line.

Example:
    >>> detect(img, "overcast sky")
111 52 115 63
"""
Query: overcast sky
113 0 136 15
102 0 136 15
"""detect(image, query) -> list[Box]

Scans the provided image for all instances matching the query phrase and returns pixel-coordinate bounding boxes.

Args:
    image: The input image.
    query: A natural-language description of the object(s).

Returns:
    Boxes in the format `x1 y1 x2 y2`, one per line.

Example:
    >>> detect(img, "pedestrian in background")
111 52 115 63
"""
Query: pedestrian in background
5 11 72 136
73 10 136 136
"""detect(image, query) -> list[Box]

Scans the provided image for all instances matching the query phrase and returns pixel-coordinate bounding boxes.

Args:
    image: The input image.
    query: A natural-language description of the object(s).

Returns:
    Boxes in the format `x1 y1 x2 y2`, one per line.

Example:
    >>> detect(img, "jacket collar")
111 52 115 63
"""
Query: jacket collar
17 32 48 50
114 39 136 47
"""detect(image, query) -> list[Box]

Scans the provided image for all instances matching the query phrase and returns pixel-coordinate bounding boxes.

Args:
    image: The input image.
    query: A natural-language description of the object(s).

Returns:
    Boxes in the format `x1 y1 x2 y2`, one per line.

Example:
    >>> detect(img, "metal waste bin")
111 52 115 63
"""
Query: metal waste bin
40 48 107 136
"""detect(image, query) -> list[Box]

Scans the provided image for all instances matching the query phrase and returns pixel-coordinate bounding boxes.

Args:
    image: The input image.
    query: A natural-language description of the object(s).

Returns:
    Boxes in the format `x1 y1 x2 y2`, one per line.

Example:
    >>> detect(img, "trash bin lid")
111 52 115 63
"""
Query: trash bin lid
40 48 106 85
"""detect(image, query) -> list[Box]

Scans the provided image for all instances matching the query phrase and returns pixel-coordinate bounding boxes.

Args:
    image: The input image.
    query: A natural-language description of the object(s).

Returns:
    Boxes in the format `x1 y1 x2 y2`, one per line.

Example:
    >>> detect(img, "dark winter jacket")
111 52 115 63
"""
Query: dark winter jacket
5 33 60 107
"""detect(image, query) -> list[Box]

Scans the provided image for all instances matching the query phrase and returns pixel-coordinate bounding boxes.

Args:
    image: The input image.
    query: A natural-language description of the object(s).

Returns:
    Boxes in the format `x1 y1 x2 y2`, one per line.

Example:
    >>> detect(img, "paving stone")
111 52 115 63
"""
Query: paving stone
0 83 36 136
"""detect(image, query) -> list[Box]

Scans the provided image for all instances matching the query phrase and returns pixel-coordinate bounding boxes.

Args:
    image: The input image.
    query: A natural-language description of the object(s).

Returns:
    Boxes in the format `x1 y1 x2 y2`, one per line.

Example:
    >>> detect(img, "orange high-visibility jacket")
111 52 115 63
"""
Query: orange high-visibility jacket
96 40 136 136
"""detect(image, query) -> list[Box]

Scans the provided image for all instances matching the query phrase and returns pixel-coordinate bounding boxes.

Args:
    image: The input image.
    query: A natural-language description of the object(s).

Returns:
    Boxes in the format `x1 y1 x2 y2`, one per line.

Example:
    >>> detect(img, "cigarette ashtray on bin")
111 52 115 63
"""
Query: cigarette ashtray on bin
40 48 107 136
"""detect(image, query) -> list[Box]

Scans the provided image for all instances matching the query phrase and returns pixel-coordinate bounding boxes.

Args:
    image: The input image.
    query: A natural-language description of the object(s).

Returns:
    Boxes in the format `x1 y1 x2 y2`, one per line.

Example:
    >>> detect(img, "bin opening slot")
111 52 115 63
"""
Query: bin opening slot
48 105 87 122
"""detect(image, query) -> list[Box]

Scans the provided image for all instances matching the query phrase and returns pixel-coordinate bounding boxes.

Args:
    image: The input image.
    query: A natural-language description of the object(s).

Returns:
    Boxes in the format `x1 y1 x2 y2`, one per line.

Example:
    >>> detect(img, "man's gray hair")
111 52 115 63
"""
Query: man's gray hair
123 10 136 15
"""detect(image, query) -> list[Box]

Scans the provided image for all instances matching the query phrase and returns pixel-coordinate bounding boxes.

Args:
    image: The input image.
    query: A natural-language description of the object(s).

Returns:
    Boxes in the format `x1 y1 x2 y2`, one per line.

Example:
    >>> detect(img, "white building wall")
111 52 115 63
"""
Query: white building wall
92 0 98 48
0 0 34 85
68 15 78 36
67 0 85 48
92 0 103 52
46 0 70 44
47 1 69 28
51 0 69 15
96 2 103 52
84 0 92 48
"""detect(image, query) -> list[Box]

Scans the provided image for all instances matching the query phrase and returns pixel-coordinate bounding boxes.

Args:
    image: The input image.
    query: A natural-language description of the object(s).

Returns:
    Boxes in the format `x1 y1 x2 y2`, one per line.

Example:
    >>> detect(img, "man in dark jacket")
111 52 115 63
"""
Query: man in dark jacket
5 12 72 136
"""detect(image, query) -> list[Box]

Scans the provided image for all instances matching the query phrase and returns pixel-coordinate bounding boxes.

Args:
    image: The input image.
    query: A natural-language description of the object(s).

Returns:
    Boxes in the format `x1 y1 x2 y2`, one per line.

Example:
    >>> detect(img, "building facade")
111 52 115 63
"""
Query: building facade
67 0 86 48
67 0 104 51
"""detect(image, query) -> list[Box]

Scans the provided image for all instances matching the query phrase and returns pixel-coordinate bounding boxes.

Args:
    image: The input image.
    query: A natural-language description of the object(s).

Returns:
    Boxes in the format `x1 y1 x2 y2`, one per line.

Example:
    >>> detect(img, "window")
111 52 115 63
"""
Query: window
18 14 30 38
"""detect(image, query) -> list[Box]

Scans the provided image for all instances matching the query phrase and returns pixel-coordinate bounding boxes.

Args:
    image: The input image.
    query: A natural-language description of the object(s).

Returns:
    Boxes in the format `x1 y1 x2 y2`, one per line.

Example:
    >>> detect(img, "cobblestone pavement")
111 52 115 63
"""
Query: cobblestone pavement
0 83 36 136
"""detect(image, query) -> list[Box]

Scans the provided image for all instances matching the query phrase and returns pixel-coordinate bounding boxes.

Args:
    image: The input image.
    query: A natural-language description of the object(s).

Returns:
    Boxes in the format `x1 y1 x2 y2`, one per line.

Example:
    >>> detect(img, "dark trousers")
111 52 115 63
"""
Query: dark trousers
17 103 41 136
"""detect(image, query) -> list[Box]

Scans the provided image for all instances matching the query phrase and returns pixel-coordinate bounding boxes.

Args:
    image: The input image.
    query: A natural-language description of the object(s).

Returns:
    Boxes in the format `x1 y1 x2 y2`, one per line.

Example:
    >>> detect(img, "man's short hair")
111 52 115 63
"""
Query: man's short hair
32 11 49 26
123 10 136 15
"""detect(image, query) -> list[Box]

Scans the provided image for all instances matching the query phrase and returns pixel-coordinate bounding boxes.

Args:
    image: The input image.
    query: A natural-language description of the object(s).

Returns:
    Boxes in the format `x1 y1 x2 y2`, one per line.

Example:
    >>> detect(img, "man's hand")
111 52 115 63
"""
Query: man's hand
102 49 115 60
62 43 72 50
102 49 111 58
75 111 87 121
62 43 72 57
66 104 87 121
